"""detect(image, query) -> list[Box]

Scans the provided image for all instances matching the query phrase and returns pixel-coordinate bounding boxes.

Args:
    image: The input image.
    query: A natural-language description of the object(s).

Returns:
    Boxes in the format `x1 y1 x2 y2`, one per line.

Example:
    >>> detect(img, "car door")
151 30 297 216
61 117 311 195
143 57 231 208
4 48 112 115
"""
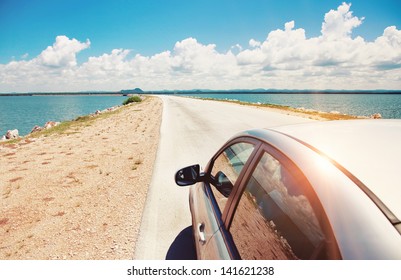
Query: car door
226 144 341 259
189 138 260 259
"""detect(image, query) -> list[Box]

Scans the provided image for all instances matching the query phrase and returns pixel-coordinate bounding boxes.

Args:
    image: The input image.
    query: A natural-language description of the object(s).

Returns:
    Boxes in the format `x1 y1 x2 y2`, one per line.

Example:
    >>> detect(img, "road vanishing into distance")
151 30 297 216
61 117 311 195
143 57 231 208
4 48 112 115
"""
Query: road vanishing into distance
134 95 316 259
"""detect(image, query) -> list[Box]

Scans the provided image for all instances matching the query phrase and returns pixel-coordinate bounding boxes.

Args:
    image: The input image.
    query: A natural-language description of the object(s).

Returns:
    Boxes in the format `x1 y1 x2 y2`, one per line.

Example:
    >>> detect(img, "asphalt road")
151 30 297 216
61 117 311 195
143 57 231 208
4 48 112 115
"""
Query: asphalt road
134 95 315 259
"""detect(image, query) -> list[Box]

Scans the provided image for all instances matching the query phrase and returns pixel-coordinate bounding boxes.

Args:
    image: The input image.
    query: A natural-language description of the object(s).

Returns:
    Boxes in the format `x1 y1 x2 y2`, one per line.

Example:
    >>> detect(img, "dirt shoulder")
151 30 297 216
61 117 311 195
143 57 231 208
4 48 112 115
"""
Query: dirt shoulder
0 97 162 260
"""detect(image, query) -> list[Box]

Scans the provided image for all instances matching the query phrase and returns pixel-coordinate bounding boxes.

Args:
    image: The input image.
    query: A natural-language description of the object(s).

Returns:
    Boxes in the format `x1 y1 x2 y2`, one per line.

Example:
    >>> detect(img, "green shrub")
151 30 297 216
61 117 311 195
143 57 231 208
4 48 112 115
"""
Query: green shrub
123 96 142 105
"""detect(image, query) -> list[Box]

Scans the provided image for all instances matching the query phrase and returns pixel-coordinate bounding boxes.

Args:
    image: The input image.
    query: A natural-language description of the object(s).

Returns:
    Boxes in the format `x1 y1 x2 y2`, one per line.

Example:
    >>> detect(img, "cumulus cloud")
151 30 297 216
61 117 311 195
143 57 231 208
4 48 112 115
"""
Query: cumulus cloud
169 37 236 75
249 39 261 48
0 3 400 92
371 26 401 70
37 35 90 68
321 2 363 40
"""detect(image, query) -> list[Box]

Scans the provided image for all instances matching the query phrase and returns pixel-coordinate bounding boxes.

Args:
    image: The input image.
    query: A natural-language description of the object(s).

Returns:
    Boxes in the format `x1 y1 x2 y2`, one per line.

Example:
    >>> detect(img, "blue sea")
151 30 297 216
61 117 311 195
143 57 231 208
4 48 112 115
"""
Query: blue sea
0 95 126 136
1 93 401 137
180 93 401 120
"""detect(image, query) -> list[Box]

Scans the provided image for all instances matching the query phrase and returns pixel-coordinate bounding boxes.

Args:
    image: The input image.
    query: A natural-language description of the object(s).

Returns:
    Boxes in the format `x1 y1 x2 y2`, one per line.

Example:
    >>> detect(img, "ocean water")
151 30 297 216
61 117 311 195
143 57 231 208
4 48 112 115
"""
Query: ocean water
180 93 401 120
0 95 126 136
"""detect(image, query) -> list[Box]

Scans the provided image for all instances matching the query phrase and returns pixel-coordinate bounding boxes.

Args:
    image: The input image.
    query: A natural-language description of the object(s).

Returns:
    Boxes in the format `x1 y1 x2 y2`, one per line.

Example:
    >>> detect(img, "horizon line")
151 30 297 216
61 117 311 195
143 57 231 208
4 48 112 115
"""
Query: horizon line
2 89 401 95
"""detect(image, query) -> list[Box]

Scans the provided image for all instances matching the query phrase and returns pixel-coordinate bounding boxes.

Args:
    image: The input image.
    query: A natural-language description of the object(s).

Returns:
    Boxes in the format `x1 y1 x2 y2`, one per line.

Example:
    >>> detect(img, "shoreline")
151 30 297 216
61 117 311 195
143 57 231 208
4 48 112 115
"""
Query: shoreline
1 104 123 142
2 90 401 96
0 97 162 259
0 93 128 97
0 95 142 140
0 94 386 140
178 95 380 121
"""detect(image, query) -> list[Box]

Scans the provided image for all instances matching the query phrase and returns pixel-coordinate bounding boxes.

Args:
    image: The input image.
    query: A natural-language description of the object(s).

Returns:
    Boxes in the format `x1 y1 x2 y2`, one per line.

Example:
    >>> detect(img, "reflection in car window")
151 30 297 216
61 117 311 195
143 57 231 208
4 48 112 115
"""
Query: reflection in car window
211 142 254 211
230 152 328 260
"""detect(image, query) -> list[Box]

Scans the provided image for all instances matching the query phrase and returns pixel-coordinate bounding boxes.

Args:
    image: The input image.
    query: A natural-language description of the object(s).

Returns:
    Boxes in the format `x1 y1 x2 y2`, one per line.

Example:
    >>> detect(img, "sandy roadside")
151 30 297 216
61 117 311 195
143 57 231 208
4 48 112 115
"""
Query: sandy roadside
0 96 162 260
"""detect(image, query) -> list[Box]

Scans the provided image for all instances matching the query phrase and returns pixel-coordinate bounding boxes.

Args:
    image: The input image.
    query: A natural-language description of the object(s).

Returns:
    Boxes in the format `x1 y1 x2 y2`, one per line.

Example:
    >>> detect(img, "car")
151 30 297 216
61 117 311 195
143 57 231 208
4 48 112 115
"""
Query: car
175 119 401 260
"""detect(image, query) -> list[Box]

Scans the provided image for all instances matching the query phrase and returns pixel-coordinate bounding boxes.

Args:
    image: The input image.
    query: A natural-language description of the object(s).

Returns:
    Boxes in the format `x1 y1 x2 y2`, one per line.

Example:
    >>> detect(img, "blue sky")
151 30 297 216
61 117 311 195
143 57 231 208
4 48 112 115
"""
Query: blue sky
1 0 400 91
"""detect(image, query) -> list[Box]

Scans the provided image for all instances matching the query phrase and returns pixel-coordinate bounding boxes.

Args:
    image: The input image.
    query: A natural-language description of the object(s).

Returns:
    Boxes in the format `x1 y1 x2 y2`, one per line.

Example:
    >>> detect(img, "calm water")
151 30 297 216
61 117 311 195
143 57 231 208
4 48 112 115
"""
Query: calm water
1 93 401 137
0 95 126 136
180 93 401 120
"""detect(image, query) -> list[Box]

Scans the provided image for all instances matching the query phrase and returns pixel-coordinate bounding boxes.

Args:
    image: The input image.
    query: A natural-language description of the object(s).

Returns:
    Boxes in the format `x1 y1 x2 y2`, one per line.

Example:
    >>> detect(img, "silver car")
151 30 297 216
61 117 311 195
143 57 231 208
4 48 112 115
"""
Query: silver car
175 120 401 259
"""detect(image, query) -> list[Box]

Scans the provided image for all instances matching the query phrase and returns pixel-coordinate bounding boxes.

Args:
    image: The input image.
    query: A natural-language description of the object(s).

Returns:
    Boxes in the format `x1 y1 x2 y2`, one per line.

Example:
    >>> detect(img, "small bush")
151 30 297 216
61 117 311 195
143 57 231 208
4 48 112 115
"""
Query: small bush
123 96 142 105
75 115 91 122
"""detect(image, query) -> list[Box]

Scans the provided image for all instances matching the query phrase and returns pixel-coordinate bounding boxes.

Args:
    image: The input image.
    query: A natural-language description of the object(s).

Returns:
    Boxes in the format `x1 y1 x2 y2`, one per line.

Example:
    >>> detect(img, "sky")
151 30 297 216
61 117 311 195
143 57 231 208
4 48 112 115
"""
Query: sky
0 0 400 92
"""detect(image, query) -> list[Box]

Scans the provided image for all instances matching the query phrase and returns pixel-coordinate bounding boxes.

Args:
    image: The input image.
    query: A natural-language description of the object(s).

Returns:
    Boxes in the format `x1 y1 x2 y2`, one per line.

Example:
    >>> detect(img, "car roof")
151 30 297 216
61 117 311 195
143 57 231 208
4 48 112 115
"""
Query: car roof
267 119 401 222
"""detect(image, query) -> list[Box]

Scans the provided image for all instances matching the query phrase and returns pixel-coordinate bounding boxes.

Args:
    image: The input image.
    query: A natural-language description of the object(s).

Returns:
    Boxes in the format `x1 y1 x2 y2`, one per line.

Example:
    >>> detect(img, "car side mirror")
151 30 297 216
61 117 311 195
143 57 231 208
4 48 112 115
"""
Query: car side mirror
214 171 233 197
175 164 203 186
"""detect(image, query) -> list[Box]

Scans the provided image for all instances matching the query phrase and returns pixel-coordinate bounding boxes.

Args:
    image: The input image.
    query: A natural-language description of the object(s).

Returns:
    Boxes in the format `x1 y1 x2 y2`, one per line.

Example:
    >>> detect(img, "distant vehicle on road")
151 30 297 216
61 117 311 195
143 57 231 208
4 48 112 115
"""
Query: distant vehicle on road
175 120 401 259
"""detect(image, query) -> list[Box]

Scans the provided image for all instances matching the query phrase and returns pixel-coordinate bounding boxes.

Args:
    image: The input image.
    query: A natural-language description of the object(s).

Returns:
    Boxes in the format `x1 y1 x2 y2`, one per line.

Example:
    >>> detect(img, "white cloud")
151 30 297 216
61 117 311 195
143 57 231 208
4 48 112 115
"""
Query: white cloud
37 35 90 68
231 44 243 53
285 21 295 32
83 49 130 74
321 2 363 40
0 3 400 92
249 39 261 48
170 37 227 74
371 26 401 69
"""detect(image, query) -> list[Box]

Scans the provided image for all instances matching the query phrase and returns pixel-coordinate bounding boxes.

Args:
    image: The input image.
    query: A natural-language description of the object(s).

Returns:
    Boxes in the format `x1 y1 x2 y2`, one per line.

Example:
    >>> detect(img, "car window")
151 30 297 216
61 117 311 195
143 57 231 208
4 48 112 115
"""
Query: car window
230 151 329 260
210 142 255 211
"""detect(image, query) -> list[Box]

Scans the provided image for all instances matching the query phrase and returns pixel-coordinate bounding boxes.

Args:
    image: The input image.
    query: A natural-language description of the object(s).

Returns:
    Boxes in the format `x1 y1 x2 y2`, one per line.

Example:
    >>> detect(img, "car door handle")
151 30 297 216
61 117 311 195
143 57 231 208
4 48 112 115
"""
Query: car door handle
197 223 206 245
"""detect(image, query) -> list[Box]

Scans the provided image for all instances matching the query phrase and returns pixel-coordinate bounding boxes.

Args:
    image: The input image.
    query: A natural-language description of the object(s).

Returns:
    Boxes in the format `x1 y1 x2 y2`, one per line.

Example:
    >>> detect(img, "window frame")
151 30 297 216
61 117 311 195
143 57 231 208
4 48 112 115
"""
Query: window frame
205 136 262 222
202 137 262 259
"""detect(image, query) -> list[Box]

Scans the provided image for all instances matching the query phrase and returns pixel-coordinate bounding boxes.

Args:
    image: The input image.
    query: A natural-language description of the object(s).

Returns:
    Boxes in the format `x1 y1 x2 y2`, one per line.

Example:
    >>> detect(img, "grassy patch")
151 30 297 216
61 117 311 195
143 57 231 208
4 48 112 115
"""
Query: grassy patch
123 96 142 105
36 121 77 137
